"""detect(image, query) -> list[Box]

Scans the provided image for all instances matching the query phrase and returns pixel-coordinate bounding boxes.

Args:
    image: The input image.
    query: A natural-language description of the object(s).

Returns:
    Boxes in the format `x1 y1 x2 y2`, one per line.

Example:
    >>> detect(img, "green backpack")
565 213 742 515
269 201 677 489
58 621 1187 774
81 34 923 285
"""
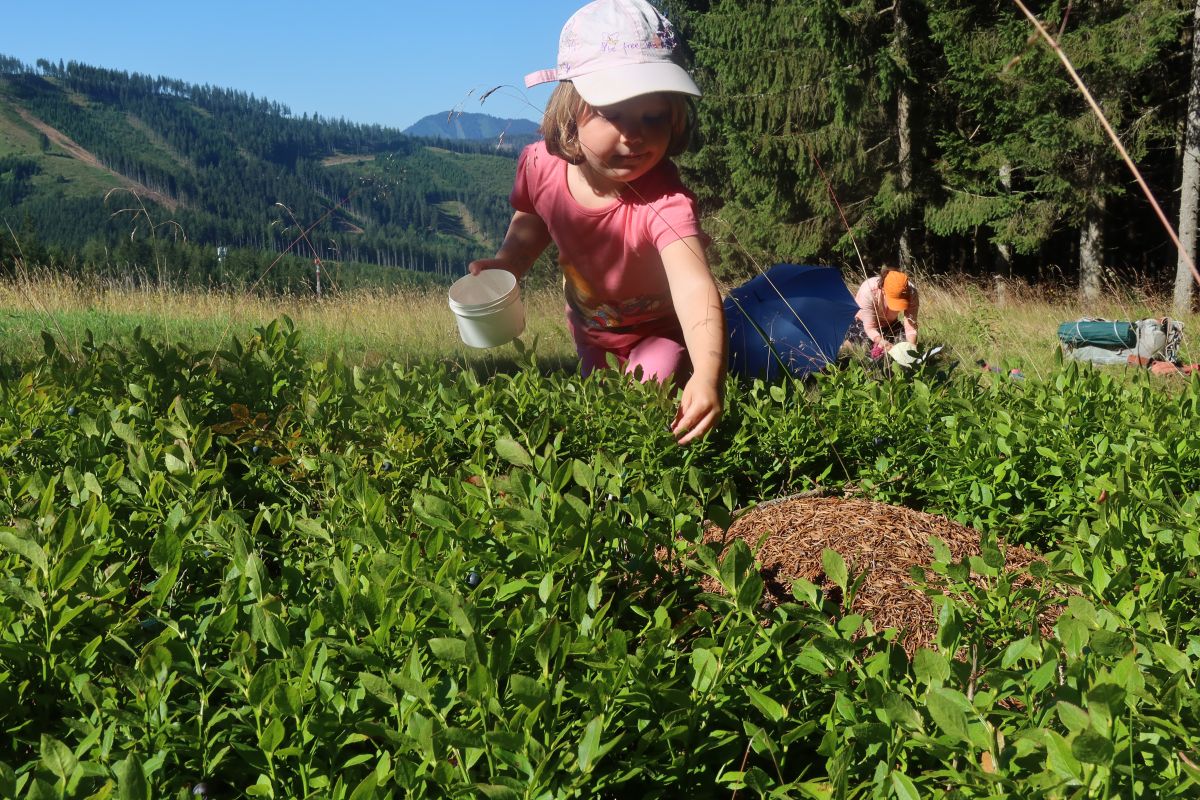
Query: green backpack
1056 320 1138 349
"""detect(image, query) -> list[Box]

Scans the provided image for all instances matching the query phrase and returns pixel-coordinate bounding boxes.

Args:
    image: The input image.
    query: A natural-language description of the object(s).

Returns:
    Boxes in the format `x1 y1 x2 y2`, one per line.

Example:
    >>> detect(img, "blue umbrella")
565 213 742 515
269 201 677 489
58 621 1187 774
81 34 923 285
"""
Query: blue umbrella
724 263 859 380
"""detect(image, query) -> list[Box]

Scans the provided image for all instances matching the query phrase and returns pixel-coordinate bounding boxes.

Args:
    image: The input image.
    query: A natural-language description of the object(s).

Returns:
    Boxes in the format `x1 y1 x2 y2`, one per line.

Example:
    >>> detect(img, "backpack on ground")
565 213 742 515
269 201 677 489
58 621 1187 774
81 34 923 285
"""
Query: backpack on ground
1057 317 1184 365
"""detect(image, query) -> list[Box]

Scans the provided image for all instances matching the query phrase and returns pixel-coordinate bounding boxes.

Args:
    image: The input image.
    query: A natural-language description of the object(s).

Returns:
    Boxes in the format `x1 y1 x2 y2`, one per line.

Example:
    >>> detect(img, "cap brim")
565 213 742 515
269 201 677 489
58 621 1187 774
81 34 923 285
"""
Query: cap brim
571 62 700 106
524 68 559 89
885 297 909 312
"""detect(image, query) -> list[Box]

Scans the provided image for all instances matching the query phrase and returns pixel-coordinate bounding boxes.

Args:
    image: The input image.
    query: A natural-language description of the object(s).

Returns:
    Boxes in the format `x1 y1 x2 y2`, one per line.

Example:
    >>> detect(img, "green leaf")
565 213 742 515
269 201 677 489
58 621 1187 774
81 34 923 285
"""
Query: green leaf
39 735 77 782
745 685 786 722
691 648 720 693
1057 616 1090 658
508 674 547 708
245 774 275 797
913 648 950 685
274 684 303 717
576 716 620 774
359 672 397 705
347 773 379 800
572 459 595 491
578 715 604 773
1151 642 1192 675
111 421 140 446
495 437 532 468
926 687 970 743
1071 730 1114 765
429 637 468 663
52 543 95 592
0 531 48 576
1088 629 1131 658
882 693 923 732
928 536 952 564
890 770 921 800
1086 683 1127 714
164 451 188 475
259 718 285 754
148 531 181 574
1066 596 1097 627
1055 702 1090 734
1001 636 1038 669
822 548 848 592
248 664 280 710
116 754 149 800
1045 730 1081 781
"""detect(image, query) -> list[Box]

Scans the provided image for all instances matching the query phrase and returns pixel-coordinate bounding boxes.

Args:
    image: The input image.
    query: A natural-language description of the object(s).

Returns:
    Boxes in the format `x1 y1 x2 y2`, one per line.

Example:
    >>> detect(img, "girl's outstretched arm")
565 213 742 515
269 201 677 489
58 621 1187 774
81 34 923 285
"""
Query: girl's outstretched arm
662 236 726 445
468 211 552 277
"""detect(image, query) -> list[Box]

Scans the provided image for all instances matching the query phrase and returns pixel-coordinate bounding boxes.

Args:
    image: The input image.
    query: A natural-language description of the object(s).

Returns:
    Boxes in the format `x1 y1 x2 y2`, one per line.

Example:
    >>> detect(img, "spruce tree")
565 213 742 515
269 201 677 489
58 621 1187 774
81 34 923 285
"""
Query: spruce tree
923 0 1187 289
665 0 905 280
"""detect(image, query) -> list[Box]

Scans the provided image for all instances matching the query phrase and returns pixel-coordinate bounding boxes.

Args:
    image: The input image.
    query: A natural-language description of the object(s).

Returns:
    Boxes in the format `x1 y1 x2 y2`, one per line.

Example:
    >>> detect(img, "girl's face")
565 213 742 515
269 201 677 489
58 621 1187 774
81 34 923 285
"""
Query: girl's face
574 93 676 193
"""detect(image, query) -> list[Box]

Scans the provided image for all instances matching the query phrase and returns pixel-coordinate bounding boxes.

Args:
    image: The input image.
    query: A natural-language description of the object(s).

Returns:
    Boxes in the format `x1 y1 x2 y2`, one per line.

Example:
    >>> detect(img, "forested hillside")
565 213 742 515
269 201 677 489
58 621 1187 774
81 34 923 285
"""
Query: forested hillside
662 0 1197 304
0 55 520 291
4 1 1198 301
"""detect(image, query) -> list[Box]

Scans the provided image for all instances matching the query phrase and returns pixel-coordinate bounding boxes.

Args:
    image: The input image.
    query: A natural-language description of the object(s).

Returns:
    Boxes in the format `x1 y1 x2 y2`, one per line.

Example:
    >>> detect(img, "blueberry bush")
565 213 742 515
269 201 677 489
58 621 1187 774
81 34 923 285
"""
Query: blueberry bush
1 318 1198 798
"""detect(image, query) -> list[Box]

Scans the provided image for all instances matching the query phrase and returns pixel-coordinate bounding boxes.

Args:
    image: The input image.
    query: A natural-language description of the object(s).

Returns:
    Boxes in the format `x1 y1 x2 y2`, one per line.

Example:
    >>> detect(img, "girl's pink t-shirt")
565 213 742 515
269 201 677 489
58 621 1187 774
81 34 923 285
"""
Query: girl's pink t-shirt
511 141 706 331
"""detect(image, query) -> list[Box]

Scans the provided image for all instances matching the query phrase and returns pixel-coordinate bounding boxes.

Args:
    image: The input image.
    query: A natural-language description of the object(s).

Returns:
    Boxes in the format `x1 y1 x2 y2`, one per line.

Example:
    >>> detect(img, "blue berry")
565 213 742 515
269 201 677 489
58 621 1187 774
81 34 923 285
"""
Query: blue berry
67 406 77 417
466 571 481 588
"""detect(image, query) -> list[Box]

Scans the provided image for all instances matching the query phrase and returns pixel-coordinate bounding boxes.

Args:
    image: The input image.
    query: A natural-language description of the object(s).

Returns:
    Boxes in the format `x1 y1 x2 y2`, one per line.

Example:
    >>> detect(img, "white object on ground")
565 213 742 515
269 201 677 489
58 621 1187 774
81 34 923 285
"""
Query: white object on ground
889 341 919 366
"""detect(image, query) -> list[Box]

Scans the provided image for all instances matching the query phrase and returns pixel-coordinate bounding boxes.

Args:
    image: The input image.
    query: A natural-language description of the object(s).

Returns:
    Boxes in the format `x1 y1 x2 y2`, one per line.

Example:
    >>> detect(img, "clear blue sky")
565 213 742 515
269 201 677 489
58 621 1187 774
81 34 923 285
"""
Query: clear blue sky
2 0 585 130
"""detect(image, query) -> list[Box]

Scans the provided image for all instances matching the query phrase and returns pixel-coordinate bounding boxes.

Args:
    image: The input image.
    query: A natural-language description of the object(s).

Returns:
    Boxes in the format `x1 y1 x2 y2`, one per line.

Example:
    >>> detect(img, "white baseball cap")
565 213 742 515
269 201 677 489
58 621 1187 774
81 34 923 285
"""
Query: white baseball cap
524 0 701 107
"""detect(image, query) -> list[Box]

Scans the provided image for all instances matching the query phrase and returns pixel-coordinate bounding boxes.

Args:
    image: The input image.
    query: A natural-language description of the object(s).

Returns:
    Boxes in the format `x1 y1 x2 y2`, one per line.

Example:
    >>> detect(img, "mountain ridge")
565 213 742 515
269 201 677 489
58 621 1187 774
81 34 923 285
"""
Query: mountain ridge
403 111 540 147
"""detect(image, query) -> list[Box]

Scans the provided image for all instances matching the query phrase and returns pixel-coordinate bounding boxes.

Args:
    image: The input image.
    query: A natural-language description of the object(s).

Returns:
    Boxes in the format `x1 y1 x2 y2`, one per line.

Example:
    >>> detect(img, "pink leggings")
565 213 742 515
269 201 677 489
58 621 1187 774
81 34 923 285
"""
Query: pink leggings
568 312 690 383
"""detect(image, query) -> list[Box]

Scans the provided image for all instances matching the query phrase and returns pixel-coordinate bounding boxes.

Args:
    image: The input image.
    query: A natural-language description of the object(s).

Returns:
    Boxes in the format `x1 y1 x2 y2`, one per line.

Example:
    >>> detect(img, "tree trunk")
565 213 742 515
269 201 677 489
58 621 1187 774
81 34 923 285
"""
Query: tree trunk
1080 192 1105 303
895 0 914 271
1174 0 1200 315
995 161 1013 306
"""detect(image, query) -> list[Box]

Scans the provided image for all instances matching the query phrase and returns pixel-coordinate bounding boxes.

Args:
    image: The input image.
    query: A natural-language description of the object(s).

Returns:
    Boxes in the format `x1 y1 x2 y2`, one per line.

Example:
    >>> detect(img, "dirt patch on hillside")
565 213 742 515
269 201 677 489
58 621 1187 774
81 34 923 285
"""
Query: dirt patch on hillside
15 107 179 211
695 495 1065 654
322 153 377 166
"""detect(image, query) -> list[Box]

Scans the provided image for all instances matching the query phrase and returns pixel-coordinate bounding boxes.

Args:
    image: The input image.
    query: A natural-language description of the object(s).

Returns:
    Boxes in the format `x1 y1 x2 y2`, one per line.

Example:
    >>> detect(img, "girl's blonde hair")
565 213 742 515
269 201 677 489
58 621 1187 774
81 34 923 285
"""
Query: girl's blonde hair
540 82 695 165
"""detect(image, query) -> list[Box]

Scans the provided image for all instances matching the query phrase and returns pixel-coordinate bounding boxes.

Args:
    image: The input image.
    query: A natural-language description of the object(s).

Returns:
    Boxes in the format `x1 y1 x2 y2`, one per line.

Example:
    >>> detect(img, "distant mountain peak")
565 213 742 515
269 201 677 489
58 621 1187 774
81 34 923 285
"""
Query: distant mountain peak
403 111 540 143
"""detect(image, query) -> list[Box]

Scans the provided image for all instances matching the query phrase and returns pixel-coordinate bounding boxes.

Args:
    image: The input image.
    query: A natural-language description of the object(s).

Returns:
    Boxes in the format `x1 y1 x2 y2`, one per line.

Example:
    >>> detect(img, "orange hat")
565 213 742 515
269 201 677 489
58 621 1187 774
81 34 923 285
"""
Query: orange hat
882 271 910 312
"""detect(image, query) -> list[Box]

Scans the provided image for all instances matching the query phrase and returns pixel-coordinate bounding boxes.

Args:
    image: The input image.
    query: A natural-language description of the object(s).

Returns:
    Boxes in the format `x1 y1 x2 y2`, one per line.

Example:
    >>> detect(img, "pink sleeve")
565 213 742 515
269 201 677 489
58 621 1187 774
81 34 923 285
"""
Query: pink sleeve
855 280 882 342
903 287 919 343
646 190 707 251
509 145 537 214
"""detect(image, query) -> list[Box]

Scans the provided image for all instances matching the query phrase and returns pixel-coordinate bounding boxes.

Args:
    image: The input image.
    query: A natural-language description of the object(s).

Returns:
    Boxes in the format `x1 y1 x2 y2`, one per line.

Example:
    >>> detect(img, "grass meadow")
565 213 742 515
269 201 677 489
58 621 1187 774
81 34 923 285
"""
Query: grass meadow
3 269 1196 376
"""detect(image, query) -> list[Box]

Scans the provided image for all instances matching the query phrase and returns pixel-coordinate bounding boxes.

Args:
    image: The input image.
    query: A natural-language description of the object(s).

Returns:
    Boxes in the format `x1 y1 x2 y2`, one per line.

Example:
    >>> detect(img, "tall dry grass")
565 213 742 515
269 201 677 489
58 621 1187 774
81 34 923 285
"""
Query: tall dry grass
916 273 1197 380
1 268 1195 376
0 269 575 367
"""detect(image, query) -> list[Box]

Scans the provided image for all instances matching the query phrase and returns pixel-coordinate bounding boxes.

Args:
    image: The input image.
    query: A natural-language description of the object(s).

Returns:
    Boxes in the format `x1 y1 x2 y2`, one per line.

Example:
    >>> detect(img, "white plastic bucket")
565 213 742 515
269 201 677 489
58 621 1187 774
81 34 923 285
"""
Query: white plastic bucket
448 270 525 348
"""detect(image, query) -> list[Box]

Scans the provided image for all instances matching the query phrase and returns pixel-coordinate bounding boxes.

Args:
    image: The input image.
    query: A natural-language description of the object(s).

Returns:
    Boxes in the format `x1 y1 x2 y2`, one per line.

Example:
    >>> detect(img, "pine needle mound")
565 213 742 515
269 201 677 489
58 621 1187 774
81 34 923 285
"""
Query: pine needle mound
698 496 1062 653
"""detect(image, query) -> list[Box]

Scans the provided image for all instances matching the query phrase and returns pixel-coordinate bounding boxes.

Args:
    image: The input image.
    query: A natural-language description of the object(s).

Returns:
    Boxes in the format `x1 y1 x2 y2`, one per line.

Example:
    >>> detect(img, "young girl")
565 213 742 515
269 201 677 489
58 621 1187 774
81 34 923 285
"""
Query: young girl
847 267 920 358
468 0 725 446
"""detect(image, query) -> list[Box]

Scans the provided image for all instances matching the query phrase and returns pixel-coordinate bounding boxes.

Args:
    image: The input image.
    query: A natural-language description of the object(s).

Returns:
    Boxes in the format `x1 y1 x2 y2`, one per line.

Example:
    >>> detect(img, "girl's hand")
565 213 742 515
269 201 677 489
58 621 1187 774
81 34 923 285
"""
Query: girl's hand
467 258 518 277
672 374 722 445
